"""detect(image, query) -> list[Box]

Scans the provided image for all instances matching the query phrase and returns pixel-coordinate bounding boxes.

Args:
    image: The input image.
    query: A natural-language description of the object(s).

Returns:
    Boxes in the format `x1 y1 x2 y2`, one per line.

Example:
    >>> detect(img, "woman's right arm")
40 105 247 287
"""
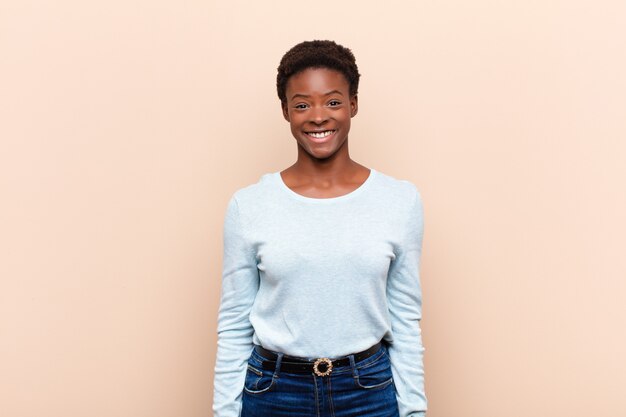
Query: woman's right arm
213 196 259 417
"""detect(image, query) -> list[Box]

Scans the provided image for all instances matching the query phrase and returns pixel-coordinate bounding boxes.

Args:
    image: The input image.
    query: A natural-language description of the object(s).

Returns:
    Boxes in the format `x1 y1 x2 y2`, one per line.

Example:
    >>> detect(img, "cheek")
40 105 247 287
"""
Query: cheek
288 115 304 131
289 120 300 132
289 121 303 138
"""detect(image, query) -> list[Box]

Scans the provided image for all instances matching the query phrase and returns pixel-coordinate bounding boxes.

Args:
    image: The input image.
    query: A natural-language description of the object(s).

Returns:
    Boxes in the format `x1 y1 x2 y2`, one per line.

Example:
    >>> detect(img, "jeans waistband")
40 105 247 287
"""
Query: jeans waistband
254 341 384 376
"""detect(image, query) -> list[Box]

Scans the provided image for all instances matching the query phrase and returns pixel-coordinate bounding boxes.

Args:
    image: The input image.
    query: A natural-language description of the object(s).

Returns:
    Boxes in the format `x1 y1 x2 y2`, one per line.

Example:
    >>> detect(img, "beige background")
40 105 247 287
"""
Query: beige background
1 1 625 416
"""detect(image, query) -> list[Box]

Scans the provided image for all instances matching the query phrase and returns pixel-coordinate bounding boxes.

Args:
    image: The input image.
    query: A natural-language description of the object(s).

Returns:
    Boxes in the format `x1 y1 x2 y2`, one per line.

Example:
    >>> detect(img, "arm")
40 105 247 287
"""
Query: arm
386 188 427 417
213 196 259 417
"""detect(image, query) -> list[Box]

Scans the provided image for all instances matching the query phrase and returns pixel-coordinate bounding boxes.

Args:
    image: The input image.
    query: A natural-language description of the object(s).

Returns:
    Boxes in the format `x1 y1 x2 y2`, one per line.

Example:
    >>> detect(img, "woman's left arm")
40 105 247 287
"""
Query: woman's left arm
386 187 427 417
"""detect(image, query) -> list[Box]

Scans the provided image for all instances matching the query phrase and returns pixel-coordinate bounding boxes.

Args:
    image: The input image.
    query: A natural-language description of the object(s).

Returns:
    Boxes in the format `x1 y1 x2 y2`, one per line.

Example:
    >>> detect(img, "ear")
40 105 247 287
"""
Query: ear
350 95 358 117
281 102 290 122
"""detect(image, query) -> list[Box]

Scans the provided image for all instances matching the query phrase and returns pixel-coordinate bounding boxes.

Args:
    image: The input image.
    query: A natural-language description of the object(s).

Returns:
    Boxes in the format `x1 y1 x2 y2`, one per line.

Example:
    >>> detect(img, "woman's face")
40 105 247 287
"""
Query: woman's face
282 67 358 161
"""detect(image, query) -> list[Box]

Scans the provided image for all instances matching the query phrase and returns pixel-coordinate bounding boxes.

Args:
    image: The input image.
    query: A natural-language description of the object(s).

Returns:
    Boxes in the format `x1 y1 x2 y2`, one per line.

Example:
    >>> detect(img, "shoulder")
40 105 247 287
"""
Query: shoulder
227 172 275 204
372 170 425 243
223 172 281 224
371 169 423 208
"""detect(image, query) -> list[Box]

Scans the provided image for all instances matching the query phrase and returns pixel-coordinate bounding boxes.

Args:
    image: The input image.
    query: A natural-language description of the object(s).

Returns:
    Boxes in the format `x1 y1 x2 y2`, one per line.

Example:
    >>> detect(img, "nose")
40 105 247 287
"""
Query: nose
310 106 328 125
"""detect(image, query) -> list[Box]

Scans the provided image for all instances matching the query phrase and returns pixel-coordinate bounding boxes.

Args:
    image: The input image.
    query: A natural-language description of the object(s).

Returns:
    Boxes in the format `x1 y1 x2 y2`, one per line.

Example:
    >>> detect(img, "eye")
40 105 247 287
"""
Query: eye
328 100 341 107
294 103 309 110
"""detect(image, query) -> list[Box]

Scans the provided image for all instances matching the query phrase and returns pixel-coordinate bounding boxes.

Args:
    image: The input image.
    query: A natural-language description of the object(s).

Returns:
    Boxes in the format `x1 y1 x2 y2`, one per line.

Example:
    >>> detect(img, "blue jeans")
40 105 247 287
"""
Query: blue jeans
241 343 400 417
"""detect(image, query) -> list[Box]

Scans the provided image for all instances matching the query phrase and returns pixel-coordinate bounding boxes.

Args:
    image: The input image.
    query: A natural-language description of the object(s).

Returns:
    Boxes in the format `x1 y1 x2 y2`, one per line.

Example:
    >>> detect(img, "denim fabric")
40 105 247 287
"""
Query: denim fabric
241 343 400 417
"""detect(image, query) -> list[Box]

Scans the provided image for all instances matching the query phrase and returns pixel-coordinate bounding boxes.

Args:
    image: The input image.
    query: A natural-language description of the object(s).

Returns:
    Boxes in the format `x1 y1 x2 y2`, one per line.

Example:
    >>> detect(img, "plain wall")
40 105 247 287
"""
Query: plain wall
1 1 625 416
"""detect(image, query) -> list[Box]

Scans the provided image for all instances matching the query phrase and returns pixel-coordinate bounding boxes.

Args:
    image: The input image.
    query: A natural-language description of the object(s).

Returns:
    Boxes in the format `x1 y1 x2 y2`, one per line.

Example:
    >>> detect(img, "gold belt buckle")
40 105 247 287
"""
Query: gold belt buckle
313 357 333 376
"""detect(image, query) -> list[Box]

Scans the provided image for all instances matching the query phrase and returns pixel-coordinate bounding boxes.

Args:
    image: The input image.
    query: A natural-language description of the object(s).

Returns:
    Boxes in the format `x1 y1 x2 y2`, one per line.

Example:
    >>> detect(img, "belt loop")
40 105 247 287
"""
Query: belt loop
348 353 358 378
273 352 284 378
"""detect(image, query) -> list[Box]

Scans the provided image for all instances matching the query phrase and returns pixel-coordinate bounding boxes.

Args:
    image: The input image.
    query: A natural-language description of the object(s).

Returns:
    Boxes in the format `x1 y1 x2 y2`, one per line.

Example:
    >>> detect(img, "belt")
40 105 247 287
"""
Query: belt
256 341 383 376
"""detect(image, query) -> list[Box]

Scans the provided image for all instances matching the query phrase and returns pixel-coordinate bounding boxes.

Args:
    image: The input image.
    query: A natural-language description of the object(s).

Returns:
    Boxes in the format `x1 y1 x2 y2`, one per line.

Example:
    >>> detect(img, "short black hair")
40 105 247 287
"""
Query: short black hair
276 40 360 104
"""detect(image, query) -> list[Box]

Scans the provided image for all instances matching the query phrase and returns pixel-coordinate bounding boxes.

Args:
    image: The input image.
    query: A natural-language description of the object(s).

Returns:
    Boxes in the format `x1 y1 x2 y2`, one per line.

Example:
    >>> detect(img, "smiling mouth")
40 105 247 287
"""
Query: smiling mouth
305 130 336 141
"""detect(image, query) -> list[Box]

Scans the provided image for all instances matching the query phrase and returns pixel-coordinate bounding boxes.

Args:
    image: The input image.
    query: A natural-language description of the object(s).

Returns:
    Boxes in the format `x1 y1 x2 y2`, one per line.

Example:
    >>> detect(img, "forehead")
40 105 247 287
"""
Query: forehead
286 67 350 98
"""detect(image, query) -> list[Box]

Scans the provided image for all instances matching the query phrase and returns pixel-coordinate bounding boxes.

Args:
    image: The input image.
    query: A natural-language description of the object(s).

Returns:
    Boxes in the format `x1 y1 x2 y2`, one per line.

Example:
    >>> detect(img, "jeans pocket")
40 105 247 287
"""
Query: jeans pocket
354 353 394 390
243 363 276 395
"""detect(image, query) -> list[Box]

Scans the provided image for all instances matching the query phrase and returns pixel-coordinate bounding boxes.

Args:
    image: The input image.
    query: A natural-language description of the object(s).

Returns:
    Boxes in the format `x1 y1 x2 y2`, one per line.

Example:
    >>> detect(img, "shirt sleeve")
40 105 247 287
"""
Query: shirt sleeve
386 187 427 417
213 196 259 417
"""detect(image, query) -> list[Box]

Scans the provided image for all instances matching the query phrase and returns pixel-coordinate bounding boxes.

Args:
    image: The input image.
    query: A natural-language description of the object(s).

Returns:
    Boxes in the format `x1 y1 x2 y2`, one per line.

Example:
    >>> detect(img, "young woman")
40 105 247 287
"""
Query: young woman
213 40 427 417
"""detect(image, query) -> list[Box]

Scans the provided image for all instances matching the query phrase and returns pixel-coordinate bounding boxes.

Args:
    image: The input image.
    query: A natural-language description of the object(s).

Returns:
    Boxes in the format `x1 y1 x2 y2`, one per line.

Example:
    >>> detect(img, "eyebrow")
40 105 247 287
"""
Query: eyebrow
290 90 344 101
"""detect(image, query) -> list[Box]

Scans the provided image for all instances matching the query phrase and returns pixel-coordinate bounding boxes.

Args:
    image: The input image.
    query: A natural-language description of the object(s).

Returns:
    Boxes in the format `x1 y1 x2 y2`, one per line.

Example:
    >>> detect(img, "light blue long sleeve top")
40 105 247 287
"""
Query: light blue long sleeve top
213 168 427 417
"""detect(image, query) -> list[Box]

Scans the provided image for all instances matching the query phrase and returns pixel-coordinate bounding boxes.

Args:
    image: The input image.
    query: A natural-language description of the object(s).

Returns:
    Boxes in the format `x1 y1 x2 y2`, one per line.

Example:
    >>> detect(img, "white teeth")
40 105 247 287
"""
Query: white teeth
309 130 334 138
